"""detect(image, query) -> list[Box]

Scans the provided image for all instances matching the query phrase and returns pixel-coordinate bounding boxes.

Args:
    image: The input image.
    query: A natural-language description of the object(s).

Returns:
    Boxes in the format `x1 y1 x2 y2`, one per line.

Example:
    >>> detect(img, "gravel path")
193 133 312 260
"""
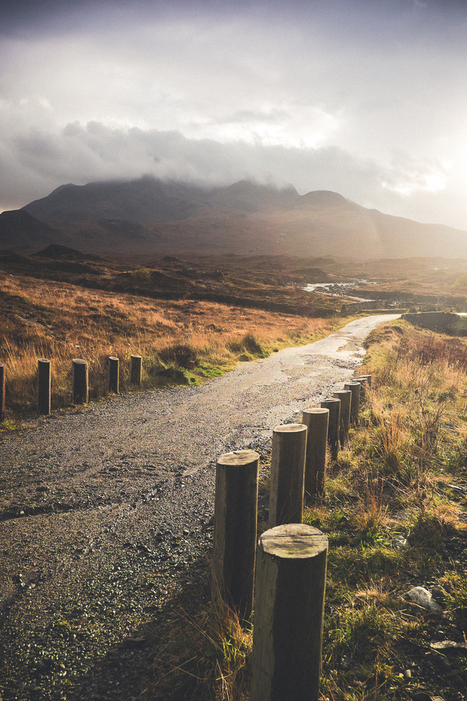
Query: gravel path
0 315 399 701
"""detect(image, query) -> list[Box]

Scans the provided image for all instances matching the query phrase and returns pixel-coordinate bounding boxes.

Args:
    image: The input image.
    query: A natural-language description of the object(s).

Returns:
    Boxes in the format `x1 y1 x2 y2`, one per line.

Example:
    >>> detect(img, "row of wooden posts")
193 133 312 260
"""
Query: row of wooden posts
0 355 143 421
211 374 371 701
0 356 368 698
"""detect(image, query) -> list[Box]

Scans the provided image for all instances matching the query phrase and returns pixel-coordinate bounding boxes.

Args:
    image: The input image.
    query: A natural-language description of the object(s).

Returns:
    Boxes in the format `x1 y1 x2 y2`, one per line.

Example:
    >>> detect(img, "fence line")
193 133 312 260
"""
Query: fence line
212 372 372 699
1 349 372 698
0 354 148 420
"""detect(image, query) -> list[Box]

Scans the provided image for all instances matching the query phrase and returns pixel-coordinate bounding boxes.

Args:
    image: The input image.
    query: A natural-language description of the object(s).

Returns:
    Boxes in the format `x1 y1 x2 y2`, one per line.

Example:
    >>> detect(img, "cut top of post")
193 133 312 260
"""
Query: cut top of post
273 423 307 434
259 523 328 559
302 408 329 416
217 449 260 466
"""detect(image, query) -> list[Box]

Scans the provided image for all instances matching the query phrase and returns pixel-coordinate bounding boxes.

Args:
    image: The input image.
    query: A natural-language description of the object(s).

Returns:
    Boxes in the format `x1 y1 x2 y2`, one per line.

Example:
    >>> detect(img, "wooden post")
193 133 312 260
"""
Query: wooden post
320 398 340 460
269 424 307 528
251 523 328 701
130 354 142 385
356 375 371 402
344 382 361 425
0 364 5 423
108 356 119 394
37 358 51 415
72 359 89 404
357 373 372 388
211 450 259 621
301 408 329 497
332 389 351 448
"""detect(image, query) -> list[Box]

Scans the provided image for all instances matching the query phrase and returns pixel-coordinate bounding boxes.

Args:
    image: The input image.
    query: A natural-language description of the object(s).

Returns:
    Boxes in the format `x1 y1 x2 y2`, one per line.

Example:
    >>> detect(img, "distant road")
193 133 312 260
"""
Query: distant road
0 313 400 701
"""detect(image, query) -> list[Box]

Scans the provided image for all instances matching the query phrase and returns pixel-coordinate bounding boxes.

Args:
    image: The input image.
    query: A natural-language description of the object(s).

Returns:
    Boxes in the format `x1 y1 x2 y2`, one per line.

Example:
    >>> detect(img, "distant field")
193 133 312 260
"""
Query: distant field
3 249 467 423
0 252 342 422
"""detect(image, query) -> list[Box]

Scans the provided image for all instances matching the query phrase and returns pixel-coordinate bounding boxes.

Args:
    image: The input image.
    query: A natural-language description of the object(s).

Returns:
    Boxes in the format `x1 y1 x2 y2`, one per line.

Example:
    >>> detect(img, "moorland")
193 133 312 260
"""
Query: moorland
3 244 467 421
2 175 467 700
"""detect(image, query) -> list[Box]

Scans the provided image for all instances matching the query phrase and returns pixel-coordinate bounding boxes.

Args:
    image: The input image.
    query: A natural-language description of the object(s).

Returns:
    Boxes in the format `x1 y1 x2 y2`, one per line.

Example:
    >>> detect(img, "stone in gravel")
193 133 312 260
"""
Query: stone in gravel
122 637 147 648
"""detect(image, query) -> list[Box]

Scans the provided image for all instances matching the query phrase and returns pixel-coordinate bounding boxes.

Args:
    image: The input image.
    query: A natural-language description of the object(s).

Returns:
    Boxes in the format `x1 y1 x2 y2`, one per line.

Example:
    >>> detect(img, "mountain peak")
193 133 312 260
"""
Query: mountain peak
298 190 350 206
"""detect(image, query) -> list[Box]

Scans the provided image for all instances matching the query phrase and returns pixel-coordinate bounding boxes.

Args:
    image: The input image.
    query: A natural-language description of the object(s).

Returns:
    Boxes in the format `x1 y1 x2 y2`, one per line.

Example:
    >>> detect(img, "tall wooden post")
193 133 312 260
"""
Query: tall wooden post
301 408 329 497
0 364 5 423
211 450 259 621
109 356 119 394
130 355 142 385
320 398 340 460
72 359 89 404
37 358 51 415
344 382 361 425
332 389 351 448
269 424 307 528
251 523 328 701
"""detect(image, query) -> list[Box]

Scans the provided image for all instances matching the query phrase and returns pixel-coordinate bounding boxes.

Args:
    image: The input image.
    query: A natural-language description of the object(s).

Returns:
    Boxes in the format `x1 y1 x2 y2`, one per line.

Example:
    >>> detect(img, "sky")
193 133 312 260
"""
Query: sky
2 0 467 229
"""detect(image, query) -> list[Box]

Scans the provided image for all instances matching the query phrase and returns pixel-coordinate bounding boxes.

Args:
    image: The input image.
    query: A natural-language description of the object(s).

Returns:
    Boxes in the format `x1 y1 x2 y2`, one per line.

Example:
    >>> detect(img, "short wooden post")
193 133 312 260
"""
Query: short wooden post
356 374 371 402
357 373 372 388
320 398 340 460
250 523 328 701
269 424 307 527
333 389 352 448
130 354 142 385
344 382 361 425
72 359 89 404
0 364 5 422
301 408 329 497
37 358 51 415
108 356 119 394
211 450 259 621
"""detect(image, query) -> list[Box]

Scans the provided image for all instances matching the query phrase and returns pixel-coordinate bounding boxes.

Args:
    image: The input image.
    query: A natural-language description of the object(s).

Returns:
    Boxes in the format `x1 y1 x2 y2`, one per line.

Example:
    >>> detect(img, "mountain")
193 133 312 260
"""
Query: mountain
4 176 465 259
23 177 298 222
0 210 57 250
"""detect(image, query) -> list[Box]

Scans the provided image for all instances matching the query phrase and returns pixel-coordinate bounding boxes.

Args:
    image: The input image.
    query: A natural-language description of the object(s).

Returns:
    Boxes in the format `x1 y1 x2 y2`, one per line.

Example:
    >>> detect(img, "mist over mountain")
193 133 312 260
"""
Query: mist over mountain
1 176 465 259
22 177 298 222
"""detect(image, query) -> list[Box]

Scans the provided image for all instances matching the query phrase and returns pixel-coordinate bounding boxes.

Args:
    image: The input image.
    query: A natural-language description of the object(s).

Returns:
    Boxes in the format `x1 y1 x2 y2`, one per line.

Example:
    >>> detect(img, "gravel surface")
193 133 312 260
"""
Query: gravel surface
0 315 399 701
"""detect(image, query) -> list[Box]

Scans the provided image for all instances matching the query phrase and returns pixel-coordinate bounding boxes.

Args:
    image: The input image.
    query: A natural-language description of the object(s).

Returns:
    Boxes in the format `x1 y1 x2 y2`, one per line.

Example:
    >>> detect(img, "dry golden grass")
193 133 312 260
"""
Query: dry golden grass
0 271 334 421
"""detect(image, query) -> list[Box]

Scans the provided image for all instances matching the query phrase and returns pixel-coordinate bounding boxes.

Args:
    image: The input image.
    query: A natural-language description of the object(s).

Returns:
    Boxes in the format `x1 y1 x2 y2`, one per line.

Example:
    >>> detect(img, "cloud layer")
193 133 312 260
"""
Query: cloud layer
2 0 467 230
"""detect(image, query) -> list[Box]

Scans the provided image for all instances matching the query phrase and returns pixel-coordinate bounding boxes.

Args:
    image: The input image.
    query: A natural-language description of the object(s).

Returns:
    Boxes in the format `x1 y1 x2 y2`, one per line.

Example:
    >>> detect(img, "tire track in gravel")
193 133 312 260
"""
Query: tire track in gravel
0 314 399 701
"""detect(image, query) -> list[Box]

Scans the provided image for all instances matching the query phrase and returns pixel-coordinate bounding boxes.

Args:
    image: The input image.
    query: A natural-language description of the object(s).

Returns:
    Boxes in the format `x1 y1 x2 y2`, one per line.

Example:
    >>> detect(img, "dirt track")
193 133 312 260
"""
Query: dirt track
0 314 399 700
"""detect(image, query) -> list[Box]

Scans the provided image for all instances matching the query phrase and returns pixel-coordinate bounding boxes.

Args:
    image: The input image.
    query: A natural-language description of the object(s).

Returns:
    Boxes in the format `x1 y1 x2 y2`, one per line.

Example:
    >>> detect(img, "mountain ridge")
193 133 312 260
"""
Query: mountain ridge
0 176 465 259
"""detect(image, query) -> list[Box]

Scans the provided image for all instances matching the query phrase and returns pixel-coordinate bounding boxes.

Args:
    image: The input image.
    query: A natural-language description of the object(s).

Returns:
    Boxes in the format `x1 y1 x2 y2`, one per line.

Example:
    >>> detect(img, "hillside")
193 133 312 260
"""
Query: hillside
1 177 465 259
